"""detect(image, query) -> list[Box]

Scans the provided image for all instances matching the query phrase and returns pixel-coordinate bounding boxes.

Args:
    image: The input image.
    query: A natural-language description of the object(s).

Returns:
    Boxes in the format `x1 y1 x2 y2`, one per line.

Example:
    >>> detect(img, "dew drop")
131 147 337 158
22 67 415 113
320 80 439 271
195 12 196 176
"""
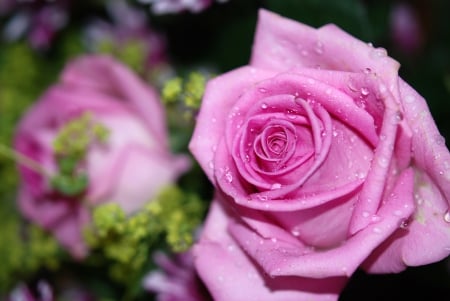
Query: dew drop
378 157 389 167
444 210 450 223
404 95 415 103
211 117 217 123
373 227 382 234
314 41 324 54
291 229 300 237
301 49 309 56
371 214 381 223
434 134 446 146
370 47 387 59
271 237 278 243
360 87 370 96
393 210 403 217
399 219 409 229
259 88 267 93
362 211 370 218
332 130 338 137
225 171 233 183
261 103 268 109
271 183 282 190
392 111 404 124
208 161 214 169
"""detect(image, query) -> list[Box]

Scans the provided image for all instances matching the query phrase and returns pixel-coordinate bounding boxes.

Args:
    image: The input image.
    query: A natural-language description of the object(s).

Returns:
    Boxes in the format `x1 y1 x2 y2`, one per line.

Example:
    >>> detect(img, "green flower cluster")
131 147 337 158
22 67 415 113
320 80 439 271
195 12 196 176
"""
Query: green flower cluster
51 112 109 197
97 39 148 75
0 203 61 292
84 185 205 284
162 72 207 110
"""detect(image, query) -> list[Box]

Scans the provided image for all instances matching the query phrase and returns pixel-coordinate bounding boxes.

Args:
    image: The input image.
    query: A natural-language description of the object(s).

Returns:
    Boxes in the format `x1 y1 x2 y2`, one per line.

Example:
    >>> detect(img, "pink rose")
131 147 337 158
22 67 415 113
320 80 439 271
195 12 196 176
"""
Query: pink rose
14 55 189 258
143 251 212 301
189 10 450 300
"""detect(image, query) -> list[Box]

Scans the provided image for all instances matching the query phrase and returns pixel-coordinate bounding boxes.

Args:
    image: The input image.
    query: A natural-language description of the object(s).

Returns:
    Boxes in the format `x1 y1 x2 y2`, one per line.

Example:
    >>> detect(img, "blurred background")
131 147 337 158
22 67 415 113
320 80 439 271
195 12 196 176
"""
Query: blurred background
1 0 449 300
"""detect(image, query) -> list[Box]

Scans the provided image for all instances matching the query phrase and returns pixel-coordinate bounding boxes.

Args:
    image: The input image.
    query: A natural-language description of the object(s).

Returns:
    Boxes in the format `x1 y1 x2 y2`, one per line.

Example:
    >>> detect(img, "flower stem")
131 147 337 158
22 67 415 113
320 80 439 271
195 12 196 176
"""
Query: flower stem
0 143 51 177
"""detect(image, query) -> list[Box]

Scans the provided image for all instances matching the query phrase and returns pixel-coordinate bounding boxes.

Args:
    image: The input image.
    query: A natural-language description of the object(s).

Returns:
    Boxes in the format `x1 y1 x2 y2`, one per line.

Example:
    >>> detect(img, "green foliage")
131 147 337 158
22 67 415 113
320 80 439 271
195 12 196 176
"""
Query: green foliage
161 72 207 110
0 204 61 292
97 38 149 75
51 112 109 196
84 186 205 285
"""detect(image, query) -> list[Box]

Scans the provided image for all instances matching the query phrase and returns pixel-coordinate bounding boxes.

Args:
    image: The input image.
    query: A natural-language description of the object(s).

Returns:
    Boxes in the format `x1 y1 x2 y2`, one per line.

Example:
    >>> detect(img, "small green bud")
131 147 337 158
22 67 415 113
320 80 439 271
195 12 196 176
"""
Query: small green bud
162 77 183 104
183 72 206 109
50 173 88 196
57 156 78 174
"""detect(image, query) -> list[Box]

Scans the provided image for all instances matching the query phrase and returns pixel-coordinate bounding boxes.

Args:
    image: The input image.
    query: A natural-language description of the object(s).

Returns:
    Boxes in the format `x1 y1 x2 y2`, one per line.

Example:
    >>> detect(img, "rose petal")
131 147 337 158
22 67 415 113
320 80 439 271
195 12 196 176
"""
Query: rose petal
195 197 347 301
61 55 168 146
94 143 189 213
364 170 450 273
189 66 276 184
251 10 401 99
229 169 415 278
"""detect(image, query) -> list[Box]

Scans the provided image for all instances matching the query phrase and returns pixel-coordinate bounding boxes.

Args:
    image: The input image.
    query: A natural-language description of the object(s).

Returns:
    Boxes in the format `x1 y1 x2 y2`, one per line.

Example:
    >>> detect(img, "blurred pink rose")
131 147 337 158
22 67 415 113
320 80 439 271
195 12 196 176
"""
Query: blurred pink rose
189 10 450 300
390 2 424 55
7 281 52 301
143 251 212 301
15 55 189 258
138 0 227 14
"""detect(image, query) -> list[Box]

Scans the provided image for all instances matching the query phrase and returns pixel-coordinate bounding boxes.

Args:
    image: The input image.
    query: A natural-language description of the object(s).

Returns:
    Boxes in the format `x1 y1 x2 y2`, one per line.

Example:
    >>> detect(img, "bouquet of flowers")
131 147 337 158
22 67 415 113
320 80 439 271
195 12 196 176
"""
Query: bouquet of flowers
1 0 449 300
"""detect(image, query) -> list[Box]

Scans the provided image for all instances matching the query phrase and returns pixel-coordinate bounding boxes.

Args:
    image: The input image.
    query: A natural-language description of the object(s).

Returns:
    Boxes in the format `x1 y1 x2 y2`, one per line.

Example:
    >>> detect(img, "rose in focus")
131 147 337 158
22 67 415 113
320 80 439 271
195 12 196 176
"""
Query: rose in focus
189 10 450 300
15 55 189 258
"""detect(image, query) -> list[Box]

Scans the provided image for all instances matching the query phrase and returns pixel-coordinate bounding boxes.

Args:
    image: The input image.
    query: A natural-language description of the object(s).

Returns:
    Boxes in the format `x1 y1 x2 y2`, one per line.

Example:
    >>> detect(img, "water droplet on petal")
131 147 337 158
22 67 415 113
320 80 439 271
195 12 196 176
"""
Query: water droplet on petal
444 210 450 223
301 49 309 56
261 103 268 109
362 211 370 218
373 227 382 234
271 183 282 190
371 214 381 223
405 95 415 103
314 41 324 54
393 210 403 216
208 161 214 169
370 47 388 59
291 229 300 237
259 88 267 93
434 134 446 146
225 171 233 183
392 111 404 124
378 157 389 167
361 87 370 96
399 219 409 229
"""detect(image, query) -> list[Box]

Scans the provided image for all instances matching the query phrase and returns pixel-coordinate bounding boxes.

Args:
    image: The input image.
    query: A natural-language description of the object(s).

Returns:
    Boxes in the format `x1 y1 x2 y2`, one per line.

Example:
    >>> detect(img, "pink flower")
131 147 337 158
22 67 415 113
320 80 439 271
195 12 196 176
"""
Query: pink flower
143 251 212 301
390 2 424 55
14 55 189 258
7 281 53 301
189 10 450 300
138 0 226 14
85 0 167 69
1 0 70 49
